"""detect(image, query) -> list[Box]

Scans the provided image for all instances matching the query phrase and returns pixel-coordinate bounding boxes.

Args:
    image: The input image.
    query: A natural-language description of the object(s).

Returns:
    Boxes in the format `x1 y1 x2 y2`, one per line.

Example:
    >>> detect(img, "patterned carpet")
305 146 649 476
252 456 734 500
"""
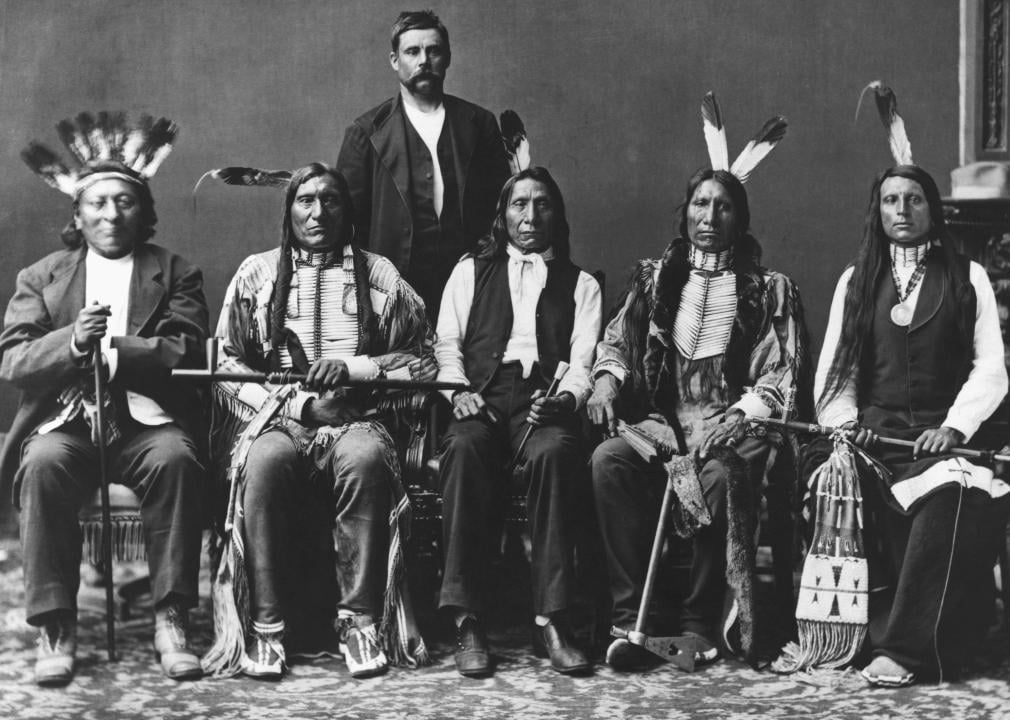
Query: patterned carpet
2 529 1010 719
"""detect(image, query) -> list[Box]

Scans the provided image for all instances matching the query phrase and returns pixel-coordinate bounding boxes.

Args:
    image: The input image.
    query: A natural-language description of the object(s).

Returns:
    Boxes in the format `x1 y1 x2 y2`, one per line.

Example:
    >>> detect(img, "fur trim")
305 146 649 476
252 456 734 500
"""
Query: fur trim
701 445 759 666
620 244 785 421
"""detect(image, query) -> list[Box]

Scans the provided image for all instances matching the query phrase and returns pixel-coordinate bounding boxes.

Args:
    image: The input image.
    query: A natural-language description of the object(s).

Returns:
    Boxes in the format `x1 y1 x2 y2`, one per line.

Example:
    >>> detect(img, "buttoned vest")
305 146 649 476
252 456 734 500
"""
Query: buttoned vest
462 255 581 392
403 114 463 271
859 253 976 426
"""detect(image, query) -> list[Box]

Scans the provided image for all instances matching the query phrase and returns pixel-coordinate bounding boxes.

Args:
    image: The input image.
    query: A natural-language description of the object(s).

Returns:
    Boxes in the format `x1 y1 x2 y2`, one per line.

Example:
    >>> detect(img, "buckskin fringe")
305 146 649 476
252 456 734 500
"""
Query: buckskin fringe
80 516 146 565
381 491 431 667
712 445 758 666
772 438 872 673
200 534 249 677
315 422 431 668
202 385 295 678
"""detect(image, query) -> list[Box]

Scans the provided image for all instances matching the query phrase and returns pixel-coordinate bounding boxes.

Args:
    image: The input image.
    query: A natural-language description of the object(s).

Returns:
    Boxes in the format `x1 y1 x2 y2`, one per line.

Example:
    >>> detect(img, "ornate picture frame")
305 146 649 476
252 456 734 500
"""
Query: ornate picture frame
963 0 1010 162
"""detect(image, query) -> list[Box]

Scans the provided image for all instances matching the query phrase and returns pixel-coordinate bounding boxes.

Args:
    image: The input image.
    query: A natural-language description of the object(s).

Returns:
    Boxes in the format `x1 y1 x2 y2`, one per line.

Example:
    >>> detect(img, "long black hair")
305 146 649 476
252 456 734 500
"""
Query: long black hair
620 167 763 394
476 166 571 261
269 163 355 355
817 164 959 411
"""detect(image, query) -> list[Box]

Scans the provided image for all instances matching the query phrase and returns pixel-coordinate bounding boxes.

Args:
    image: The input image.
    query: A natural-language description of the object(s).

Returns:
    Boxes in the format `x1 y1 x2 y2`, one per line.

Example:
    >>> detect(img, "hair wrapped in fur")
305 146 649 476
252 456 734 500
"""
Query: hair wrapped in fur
266 164 392 371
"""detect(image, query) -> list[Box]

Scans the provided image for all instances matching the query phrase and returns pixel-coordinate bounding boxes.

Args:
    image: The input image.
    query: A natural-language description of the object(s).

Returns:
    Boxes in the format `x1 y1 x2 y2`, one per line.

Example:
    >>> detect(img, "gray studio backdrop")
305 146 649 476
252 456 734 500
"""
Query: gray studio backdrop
0 0 958 430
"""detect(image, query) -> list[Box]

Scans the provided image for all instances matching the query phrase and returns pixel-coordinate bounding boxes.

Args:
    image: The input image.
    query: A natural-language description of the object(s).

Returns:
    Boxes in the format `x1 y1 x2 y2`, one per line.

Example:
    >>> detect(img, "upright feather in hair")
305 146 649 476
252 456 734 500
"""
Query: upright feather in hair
192 167 293 195
85 111 113 160
73 112 97 163
57 118 91 164
21 142 76 195
500 110 530 175
96 111 128 162
857 81 913 166
729 116 788 184
136 117 179 177
701 92 730 172
122 113 154 168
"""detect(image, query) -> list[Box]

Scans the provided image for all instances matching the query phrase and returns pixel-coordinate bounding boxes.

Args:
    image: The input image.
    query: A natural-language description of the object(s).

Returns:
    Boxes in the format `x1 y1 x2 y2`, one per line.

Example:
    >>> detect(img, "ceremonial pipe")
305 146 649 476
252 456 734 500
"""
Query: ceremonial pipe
92 347 117 662
172 339 469 391
747 416 1010 464
508 361 570 471
172 368 469 392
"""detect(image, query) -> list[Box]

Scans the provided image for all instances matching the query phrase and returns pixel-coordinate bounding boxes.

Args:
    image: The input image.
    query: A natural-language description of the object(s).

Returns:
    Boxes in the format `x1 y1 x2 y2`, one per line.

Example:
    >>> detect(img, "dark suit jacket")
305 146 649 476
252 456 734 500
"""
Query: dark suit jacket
336 93 510 273
0 242 209 495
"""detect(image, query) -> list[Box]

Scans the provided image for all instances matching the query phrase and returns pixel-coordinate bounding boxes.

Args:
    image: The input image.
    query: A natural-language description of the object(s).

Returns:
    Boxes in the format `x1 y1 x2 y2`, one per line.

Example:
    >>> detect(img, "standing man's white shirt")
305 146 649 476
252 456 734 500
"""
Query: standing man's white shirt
403 101 446 218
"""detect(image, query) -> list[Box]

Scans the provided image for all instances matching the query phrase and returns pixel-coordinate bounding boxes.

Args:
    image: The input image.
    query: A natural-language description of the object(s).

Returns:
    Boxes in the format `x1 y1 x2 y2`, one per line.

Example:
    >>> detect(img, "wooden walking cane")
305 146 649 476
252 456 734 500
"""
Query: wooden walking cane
92 346 117 661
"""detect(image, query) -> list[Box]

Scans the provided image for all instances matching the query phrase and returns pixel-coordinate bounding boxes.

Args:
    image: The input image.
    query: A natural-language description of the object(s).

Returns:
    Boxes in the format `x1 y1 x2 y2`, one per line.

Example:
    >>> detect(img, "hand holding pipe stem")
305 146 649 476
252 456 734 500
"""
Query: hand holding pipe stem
172 339 469 392
746 415 1010 463
509 361 571 471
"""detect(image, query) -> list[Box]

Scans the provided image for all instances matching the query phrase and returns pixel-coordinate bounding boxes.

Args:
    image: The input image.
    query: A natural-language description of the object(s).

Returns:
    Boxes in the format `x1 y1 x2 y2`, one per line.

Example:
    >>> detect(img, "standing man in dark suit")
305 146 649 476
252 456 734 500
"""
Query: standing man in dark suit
2 118 209 686
337 9 511 317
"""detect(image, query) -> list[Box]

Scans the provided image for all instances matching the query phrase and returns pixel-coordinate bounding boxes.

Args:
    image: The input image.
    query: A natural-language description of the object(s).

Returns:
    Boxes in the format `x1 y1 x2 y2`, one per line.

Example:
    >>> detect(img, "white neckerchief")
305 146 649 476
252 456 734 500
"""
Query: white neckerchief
507 243 551 302
503 244 554 378
403 101 447 217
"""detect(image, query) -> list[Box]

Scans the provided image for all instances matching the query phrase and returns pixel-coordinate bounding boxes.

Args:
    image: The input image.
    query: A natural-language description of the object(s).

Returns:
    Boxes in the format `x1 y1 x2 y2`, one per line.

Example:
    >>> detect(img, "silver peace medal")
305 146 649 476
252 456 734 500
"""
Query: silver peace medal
890 303 913 327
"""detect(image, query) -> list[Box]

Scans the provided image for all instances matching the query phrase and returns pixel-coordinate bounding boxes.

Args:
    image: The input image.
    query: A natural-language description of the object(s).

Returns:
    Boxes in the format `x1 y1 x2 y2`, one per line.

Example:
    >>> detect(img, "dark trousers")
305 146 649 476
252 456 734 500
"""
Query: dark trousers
591 435 766 641
437 363 585 616
16 421 203 625
872 485 1008 675
241 425 393 626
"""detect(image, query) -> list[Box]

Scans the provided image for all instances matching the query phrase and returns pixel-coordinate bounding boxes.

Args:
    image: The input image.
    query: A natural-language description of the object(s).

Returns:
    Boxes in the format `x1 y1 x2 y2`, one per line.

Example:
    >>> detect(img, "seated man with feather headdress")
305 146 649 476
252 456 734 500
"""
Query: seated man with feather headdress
2 113 208 686
588 93 810 670
201 163 434 681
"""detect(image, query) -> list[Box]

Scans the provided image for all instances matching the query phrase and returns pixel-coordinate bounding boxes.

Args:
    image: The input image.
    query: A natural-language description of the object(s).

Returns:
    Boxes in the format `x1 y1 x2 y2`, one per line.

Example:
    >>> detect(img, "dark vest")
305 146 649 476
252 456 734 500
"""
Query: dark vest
403 113 463 273
859 253 976 427
462 255 581 392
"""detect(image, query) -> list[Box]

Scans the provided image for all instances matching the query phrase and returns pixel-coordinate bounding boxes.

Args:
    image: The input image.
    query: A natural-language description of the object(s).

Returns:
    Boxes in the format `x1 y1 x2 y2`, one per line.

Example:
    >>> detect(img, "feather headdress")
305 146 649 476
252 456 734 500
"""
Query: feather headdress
22 111 179 195
701 92 788 184
500 109 531 176
192 167 293 195
856 80 913 166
